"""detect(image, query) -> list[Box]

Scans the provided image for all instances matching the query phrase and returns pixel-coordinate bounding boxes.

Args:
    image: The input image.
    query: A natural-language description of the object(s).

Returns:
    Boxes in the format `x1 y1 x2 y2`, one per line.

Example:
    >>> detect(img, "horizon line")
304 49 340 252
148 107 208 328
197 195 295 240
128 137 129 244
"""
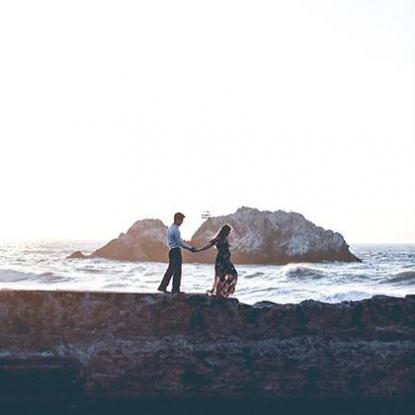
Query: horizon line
0 238 414 246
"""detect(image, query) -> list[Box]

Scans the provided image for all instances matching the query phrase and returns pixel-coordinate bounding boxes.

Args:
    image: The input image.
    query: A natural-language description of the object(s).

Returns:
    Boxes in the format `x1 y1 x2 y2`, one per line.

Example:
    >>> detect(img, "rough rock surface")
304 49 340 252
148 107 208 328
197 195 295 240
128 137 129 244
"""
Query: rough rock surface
0 289 414 399
69 207 360 264
187 207 360 264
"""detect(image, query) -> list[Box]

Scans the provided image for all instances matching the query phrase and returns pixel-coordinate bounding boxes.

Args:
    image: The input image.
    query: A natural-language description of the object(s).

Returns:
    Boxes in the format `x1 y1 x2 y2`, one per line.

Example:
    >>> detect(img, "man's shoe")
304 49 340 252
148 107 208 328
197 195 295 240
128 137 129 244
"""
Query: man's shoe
157 286 169 293
171 290 185 295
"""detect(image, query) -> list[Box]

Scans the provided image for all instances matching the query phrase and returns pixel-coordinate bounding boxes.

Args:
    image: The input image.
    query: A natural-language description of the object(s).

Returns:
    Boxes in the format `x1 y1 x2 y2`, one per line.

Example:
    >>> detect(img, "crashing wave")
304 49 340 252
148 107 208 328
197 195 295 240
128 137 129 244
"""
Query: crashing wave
281 264 327 280
384 270 415 285
0 269 40 282
0 269 66 284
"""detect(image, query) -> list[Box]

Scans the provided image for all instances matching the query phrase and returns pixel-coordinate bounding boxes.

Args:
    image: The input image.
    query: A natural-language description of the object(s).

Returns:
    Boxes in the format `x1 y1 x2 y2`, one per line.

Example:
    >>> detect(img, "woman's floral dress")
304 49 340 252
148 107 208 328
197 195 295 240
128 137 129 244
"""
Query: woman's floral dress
209 237 238 297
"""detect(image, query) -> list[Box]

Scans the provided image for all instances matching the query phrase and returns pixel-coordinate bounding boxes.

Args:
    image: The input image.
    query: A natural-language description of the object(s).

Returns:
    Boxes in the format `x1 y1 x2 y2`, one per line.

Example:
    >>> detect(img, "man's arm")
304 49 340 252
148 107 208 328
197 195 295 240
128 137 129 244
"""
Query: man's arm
174 227 194 251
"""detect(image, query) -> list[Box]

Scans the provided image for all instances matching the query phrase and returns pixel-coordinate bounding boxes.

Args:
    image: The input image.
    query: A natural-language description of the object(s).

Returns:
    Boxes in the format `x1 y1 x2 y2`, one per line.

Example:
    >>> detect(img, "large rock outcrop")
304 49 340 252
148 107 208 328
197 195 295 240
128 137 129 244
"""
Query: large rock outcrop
186 207 359 264
69 207 360 264
70 219 168 262
0 289 414 401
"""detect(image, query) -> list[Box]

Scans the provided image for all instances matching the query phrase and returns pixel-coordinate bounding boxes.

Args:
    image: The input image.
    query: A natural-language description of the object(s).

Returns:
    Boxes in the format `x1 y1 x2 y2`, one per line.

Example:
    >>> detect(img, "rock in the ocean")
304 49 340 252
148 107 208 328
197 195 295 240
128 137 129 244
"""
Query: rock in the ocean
69 207 360 264
187 206 360 264
86 219 167 262
67 250 88 259
0 289 414 399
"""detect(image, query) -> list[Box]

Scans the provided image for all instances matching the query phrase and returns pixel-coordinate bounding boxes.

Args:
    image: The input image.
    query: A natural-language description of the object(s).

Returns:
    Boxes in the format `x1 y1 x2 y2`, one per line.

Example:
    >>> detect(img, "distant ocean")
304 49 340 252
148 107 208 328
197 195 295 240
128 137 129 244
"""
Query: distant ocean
0 242 414 304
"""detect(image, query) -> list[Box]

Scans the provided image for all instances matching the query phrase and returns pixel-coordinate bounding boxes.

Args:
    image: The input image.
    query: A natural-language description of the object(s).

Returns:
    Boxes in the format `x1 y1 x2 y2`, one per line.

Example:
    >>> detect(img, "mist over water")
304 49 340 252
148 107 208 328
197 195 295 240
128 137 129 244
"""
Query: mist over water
0 242 414 304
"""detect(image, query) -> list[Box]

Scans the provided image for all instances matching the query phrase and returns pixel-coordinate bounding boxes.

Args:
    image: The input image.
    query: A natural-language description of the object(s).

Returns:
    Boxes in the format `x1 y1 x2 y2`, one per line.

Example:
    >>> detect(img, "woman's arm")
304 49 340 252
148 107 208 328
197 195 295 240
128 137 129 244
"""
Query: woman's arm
195 238 217 252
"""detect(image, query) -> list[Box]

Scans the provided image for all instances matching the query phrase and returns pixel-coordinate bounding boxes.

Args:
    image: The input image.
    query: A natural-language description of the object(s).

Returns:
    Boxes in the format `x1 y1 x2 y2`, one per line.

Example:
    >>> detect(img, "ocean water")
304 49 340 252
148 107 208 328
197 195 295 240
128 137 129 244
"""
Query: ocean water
0 241 414 305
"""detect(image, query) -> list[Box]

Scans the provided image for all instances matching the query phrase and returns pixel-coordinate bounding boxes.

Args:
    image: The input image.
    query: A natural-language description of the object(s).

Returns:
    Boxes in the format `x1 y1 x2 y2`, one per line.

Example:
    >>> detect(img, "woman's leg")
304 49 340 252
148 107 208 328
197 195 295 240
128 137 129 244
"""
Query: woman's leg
207 259 220 295
207 273 218 295
213 274 220 293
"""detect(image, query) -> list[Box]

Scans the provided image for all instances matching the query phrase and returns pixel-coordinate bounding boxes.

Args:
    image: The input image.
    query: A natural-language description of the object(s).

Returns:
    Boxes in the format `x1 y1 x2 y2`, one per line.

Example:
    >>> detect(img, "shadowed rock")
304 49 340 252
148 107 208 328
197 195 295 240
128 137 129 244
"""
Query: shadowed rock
0 289 413 399
89 219 167 262
67 251 87 259
68 207 360 264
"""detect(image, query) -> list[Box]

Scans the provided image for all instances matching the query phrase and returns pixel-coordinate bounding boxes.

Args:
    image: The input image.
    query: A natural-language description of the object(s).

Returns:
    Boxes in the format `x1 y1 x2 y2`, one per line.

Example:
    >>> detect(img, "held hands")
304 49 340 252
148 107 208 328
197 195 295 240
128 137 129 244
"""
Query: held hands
190 242 213 253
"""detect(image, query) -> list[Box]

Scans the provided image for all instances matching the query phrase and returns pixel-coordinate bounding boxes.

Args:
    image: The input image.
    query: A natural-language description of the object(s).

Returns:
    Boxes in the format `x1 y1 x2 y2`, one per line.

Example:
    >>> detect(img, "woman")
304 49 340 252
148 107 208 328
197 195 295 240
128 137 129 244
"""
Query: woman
195 224 238 297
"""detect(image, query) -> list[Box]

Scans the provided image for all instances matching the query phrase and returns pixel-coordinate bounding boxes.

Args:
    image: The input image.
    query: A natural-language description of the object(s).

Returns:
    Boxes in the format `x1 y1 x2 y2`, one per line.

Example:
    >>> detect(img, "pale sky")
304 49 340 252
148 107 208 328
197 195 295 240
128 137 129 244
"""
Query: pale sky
0 0 414 244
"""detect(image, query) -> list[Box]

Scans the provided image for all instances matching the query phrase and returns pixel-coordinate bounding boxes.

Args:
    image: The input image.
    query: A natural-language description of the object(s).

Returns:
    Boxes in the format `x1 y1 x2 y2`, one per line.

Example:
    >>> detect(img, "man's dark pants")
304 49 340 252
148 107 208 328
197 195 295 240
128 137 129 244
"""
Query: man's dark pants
159 247 182 292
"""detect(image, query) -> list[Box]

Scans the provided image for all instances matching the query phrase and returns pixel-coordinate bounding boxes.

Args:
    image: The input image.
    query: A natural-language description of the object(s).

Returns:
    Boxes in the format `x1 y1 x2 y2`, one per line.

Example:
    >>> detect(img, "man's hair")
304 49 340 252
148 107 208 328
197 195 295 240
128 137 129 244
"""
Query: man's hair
174 212 185 222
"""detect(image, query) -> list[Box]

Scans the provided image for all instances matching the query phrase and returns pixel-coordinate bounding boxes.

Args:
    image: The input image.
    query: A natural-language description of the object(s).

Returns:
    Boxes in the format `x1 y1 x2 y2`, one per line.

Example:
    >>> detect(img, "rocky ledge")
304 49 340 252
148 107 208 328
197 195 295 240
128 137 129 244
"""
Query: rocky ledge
69 207 360 264
0 289 414 400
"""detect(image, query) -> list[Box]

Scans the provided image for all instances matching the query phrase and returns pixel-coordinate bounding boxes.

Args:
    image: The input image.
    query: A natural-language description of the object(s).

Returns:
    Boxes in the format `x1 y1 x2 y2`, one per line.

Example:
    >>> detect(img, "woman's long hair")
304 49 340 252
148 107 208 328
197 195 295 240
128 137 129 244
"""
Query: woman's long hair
214 224 232 241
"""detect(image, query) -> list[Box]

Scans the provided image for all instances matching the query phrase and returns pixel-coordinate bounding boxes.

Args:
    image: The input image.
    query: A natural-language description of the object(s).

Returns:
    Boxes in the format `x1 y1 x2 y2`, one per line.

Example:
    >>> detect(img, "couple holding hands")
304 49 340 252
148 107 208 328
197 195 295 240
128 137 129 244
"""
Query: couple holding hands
157 212 238 297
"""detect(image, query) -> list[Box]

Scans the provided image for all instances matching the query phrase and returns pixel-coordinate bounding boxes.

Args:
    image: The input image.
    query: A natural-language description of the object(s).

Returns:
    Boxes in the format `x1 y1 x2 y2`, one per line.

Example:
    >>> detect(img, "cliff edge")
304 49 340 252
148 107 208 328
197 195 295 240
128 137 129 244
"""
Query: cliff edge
0 289 413 400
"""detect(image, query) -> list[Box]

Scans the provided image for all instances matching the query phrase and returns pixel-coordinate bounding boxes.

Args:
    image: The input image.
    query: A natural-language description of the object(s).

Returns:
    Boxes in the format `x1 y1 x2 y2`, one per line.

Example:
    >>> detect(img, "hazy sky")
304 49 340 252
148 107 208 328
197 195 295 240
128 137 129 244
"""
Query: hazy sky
0 0 414 243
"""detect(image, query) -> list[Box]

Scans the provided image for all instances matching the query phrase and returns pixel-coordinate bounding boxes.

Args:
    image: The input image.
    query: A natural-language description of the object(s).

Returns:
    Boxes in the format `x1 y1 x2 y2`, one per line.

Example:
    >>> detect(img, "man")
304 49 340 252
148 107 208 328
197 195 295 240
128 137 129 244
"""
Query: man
158 212 195 294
